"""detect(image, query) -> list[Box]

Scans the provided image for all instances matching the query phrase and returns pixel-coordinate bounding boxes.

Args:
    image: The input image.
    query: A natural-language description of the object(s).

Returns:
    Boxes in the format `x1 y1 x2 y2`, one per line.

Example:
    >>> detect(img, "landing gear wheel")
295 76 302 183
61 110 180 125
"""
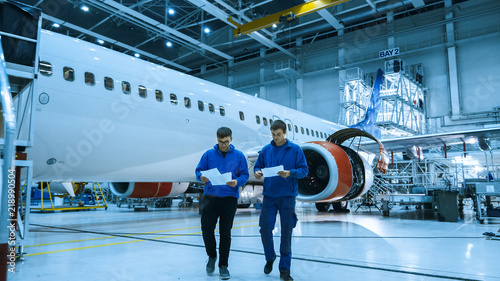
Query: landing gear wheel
315 203 330 212
332 201 349 213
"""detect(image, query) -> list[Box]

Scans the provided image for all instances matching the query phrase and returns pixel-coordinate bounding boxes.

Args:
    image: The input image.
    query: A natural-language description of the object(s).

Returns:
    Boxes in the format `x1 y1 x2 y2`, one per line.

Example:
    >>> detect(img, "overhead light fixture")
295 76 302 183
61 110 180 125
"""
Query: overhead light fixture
204 27 210 34
52 23 60 28
168 8 175 15
134 53 140 58
81 5 89 12
166 41 172 47
272 24 277 29
97 39 104 44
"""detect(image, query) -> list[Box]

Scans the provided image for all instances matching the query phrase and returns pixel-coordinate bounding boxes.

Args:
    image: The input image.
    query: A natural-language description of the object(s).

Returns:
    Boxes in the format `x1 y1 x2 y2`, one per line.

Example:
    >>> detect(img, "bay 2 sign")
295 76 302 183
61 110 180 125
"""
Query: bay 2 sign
379 47 400 59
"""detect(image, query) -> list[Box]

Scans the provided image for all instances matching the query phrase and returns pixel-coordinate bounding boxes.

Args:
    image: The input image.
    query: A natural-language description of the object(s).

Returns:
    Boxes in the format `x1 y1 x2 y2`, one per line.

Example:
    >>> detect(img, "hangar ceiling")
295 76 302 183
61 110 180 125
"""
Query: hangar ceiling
14 0 467 73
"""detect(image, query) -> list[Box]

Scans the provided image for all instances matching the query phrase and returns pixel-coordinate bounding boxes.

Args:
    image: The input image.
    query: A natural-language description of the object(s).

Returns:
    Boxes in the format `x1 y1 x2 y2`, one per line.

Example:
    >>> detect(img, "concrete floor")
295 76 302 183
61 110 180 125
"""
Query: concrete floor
8 200 500 281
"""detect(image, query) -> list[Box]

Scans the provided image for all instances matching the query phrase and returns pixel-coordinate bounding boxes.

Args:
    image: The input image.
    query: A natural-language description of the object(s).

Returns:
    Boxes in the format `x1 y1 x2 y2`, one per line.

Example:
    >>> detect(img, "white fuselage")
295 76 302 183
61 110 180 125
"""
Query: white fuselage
27 30 345 183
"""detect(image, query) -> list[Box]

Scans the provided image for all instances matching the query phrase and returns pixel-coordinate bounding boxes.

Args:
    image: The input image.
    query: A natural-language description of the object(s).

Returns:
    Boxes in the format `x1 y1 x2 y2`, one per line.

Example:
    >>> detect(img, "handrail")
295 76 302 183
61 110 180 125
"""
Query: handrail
0 35 18 254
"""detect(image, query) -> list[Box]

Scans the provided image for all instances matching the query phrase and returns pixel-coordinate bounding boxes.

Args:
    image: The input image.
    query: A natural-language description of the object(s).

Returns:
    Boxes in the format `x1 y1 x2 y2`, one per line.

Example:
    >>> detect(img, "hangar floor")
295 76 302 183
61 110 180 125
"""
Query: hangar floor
9 201 500 281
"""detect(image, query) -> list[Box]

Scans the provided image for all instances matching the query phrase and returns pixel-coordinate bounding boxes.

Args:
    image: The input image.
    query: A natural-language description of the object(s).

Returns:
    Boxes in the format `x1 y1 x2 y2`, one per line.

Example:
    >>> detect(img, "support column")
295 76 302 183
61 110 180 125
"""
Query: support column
296 37 303 111
227 59 234 88
445 0 460 116
387 11 395 49
259 48 266 100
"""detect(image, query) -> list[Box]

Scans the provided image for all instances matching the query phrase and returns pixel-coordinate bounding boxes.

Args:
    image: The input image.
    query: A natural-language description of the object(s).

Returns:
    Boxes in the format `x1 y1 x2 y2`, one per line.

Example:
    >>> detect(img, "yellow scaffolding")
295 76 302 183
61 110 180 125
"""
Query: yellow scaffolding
31 182 108 212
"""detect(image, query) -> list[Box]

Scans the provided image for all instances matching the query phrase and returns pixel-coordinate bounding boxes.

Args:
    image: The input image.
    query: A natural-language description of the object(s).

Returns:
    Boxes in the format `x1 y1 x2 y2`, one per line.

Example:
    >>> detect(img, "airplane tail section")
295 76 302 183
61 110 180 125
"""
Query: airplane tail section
349 68 384 139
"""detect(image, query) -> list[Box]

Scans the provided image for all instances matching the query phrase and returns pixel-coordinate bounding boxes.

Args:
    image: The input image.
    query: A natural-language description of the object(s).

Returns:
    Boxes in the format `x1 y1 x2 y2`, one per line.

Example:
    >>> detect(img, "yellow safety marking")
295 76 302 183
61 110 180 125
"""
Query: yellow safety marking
26 219 260 248
24 224 259 257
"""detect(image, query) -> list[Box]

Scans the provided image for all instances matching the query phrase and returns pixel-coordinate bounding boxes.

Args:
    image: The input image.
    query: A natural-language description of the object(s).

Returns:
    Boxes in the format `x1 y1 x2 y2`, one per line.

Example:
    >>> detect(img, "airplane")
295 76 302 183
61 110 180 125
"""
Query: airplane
1 8 388 212
8 2 500 214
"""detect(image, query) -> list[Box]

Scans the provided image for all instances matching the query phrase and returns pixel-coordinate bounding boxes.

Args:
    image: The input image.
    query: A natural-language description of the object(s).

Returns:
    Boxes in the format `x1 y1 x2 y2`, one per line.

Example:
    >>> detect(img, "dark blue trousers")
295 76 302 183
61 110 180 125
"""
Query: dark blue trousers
259 196 297 272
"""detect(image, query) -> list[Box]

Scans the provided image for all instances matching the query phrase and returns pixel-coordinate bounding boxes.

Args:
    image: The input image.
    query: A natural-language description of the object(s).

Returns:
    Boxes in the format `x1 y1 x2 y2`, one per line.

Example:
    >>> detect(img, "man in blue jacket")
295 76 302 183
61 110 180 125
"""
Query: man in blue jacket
195 127 249 280
254 120 308 281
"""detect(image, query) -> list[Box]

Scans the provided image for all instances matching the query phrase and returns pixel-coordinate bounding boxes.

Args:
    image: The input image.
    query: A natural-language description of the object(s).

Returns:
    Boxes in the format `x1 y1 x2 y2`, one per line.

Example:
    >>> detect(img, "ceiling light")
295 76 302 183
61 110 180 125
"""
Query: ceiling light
168 8 175 15
52 23 60 28
134 53 140 58
97 39 104 44
272 24 277 29
204 27 210 34
81 5 89 12
166 41 172 47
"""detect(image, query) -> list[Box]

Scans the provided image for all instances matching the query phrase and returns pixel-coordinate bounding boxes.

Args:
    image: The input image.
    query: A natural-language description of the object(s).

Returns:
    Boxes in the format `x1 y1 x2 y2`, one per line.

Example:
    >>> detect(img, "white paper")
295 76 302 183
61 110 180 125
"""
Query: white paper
261 165 284 177
201 168 233 185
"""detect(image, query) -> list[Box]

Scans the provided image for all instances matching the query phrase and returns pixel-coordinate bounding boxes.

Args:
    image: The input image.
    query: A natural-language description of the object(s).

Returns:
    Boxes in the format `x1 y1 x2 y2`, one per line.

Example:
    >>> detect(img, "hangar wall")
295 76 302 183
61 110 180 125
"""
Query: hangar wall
199 0 500 132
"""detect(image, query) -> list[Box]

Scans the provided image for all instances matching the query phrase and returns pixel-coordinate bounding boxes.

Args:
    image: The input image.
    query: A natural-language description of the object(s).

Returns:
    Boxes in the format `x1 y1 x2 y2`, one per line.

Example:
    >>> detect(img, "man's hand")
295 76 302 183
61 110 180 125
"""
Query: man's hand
200 175 209 183
226 180 238 187
278 170 291 178
254 170 263 180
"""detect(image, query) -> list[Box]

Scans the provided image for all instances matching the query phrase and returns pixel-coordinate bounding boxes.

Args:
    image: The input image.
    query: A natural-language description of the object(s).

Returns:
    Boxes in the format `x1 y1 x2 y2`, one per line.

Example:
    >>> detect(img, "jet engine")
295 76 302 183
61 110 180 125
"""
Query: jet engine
297 128 388 206
109 182 189 198
298 141 373 203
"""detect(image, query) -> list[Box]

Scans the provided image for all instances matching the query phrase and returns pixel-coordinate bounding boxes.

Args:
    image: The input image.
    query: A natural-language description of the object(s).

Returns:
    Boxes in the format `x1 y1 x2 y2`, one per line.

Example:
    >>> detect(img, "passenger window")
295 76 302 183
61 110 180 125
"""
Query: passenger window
156 90 163 102
256 115 261 124
316 131 319 138
263 117 268 126
269 118 273 125
63 67 74 81
287 124 292 132
239 111 245 121
170 93 178 105
198 100 205 111
208 103 215 114
219 106 225 116
306 128 310 135
122 81 131 94
184 97 191 108
138 85 147 98
104 77 114 90
301 127 304 134
294 125 298 133
320 132 323 138
85 72 95 86
39 61 52 76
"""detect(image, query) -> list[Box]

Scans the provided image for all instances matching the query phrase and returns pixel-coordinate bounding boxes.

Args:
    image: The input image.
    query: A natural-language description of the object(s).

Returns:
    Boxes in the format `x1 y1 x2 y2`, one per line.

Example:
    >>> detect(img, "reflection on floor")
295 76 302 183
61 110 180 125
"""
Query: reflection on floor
9 201 500 281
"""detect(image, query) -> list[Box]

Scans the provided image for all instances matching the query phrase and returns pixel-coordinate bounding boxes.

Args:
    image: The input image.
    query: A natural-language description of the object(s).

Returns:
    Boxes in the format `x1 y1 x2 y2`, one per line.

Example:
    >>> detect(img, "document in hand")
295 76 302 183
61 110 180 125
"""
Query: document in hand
201 168 233 185
261 165 284 177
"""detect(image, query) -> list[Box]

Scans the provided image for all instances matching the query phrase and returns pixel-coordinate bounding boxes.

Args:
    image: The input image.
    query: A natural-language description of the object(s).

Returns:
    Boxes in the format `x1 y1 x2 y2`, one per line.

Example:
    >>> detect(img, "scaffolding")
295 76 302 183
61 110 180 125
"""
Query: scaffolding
339 67 371 126
376 60 426 136
339 62 426 136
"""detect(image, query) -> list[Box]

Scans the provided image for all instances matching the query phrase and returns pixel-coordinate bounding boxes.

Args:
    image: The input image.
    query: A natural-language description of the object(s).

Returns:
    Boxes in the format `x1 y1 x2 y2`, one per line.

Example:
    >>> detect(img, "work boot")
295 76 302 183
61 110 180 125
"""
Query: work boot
280 269 294 281
206 256 216 276
219 266 230 280
264 255 276 274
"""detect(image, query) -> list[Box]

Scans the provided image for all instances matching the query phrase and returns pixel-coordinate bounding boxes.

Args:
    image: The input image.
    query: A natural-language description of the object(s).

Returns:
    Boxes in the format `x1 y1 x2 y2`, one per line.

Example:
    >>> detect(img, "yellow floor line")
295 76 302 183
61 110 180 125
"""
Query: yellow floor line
27 219 259 248
25 223 259 256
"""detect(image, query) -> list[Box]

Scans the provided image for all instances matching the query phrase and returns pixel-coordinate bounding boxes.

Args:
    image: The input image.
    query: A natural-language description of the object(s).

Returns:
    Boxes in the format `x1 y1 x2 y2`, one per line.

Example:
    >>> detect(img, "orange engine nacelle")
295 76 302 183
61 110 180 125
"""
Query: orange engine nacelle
297 141 374 203
109 182 189 198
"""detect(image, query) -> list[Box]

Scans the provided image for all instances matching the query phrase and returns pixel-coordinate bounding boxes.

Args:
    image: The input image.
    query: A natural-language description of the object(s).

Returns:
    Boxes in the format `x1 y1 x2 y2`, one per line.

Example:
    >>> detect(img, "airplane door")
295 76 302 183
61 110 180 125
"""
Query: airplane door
283 118 296 142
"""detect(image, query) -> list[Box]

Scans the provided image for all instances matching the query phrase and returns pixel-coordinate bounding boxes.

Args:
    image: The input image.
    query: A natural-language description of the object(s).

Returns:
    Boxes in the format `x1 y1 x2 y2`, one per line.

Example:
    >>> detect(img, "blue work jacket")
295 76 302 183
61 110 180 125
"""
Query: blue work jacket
195 144 249 198
254 139 308 198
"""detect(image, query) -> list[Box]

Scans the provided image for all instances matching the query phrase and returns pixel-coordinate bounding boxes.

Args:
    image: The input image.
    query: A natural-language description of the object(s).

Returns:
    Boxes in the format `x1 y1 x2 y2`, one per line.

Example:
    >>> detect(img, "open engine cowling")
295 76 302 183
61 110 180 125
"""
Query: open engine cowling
109 182 189 198
297 141 374 203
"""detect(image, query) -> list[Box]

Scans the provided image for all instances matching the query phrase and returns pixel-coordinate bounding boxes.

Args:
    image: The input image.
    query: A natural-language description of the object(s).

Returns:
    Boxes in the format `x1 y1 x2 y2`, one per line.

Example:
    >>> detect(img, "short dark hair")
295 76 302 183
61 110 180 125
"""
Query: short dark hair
270 120 286 133
217 127 232 138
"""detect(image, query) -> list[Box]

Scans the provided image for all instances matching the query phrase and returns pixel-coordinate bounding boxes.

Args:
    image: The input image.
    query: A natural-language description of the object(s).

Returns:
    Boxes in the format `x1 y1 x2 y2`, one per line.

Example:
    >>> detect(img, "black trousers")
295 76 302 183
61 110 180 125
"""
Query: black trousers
201 195 238 268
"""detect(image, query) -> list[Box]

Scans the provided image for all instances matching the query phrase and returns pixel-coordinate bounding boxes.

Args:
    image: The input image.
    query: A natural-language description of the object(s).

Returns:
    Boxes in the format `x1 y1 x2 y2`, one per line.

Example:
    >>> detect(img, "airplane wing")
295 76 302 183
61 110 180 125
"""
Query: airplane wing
357 127 500 153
